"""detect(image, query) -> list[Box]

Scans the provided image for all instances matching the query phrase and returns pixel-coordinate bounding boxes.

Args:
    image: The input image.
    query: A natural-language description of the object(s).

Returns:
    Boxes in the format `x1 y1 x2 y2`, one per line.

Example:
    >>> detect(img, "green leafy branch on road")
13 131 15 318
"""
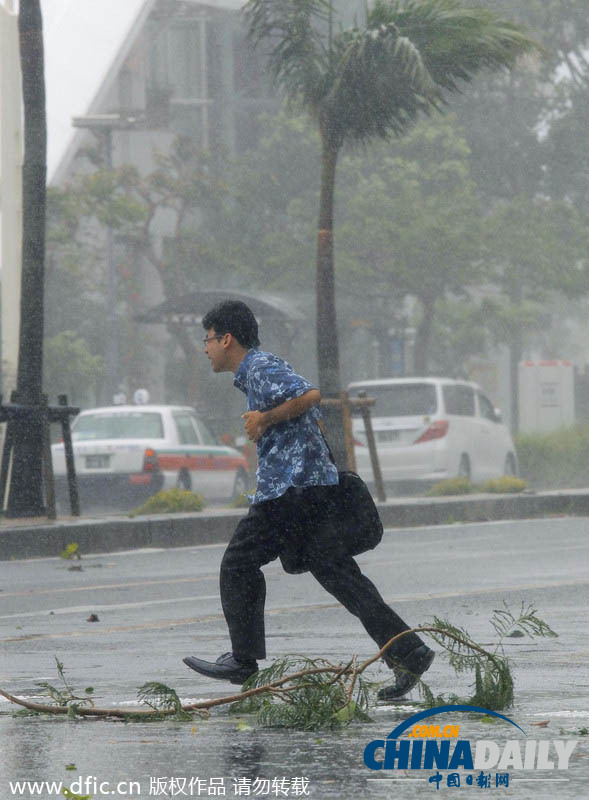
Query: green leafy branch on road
35 657 95 718
0 605 556 728
136 682 193 721
422 603 557 710
60 543 81 561
491 600 557 641
229 654 373 729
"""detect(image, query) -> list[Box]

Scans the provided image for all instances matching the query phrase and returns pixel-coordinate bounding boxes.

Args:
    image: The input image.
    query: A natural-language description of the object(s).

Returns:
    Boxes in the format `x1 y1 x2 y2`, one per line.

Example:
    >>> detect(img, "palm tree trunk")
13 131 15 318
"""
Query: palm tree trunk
316 131 346 466
6 0 47 516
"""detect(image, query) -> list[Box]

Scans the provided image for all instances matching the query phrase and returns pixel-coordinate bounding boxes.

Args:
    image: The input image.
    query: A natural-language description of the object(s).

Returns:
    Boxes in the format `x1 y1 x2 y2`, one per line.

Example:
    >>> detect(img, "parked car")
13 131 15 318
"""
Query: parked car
348 377 518 488
51 405 250 508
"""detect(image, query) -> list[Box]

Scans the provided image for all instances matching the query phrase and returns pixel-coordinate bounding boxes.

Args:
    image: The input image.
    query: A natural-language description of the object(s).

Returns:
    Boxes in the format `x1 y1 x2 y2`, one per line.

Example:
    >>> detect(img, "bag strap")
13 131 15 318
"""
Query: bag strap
318 420 337 467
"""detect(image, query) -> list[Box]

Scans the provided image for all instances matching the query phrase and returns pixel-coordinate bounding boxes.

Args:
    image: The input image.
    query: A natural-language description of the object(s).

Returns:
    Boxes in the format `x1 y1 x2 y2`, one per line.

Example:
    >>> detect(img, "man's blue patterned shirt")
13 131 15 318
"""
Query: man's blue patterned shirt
233 349 339 504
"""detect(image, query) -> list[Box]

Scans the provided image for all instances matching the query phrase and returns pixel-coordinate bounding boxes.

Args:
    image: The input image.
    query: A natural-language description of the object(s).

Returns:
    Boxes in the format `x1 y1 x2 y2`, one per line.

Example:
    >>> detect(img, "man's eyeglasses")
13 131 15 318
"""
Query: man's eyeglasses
202 334 225 346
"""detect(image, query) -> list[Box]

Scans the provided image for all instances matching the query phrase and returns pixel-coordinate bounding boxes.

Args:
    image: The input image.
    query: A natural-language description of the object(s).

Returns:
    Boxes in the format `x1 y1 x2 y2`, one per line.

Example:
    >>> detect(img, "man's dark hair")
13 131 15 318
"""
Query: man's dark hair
202 300 260 348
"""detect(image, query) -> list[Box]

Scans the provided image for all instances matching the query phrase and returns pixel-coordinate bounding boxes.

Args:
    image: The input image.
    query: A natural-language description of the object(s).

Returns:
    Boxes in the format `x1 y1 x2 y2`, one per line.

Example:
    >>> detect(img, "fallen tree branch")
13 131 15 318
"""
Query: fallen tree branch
1 605 554 723
0 627 426 719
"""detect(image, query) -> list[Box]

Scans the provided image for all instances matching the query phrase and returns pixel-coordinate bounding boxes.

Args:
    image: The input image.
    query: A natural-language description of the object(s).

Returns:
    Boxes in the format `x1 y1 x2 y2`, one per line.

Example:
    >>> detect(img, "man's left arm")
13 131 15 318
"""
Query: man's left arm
242 389 320 442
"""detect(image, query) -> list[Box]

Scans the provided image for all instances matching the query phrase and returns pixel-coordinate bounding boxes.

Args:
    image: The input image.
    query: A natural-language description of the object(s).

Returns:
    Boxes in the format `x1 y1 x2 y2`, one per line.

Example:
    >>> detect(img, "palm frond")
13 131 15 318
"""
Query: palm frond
372 0 541 92
326 22 439 145
243 0 539 149
243 0 331 108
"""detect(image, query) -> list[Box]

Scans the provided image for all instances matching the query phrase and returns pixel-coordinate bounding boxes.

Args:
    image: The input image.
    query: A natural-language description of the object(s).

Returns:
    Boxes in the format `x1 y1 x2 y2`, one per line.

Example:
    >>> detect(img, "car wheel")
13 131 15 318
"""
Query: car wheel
176 470 192 491
504 453 517 476
232 468 248 499
457 454 471 481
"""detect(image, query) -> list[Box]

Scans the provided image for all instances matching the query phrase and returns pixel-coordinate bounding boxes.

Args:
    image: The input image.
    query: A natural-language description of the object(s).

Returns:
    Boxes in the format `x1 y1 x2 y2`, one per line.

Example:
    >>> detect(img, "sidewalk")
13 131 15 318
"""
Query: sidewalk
2 487 589 561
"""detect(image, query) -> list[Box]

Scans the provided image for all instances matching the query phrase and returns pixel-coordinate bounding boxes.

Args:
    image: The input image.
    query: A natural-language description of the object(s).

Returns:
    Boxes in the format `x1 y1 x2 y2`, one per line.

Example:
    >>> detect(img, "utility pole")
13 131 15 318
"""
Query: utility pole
0 0 23 398
5 0 47 516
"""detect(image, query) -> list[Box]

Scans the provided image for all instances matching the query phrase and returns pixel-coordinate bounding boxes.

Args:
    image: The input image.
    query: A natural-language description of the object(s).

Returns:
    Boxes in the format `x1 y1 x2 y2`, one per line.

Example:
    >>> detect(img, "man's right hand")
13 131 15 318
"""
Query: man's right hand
242 410 267 442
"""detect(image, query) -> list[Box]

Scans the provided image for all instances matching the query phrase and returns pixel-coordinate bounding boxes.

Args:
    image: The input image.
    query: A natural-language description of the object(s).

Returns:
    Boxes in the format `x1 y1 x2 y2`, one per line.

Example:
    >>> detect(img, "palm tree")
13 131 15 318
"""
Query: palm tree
244 0 538 465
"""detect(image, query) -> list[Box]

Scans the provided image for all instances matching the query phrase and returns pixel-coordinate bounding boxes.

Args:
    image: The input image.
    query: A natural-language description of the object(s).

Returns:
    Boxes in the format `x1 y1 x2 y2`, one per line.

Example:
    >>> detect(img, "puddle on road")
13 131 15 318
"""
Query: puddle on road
1 699 588 799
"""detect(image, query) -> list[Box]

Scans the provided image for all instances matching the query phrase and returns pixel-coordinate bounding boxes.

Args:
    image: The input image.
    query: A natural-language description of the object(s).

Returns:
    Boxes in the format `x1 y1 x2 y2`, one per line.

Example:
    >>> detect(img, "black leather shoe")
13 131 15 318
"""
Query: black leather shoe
378 644 435 701
183 652 258 685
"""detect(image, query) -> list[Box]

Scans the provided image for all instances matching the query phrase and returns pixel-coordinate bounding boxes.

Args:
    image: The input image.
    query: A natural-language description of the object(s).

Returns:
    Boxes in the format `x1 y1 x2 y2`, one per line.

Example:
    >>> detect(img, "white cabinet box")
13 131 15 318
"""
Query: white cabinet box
518 360 575 433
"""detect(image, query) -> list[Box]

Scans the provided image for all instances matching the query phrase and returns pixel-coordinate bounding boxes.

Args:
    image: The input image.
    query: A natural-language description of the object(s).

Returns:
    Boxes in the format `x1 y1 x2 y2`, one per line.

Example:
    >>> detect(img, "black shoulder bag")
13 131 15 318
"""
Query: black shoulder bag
328 468 384 557
279 431 383 574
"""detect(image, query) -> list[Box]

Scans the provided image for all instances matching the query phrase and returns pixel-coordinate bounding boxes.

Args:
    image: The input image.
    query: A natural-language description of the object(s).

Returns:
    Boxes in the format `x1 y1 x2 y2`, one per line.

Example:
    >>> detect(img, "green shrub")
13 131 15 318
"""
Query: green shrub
515 423 589 489
426 478 474 496
230 492 250 509
479 477 527 494
130 489 205 516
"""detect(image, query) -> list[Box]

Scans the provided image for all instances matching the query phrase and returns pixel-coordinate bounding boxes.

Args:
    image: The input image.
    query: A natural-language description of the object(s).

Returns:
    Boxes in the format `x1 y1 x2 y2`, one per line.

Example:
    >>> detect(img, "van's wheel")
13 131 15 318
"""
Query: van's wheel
176 470 192 491
457 454 471 480
504 453 517 476
232 469 248 499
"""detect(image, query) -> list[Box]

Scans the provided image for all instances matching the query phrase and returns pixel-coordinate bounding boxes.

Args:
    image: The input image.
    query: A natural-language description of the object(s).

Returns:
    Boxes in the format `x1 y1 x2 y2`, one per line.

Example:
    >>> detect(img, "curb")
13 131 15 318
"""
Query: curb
1 490 588 561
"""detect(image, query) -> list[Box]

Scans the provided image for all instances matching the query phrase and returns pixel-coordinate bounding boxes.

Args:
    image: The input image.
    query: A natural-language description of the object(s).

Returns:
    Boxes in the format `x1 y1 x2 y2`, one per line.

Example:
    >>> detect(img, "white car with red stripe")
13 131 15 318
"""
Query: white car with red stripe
51 405 250 508
349 377 518 489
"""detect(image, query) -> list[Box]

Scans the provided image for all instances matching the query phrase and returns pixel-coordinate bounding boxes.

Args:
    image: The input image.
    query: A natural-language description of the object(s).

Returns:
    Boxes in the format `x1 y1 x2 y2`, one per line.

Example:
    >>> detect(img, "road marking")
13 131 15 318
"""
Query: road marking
2 565 587 607
0 581 587 642
0 594 220 620
0 614 222 642
0 602 341 642
3 541 228 565
2 576 588 643
389 577 589 603
0 574 216 599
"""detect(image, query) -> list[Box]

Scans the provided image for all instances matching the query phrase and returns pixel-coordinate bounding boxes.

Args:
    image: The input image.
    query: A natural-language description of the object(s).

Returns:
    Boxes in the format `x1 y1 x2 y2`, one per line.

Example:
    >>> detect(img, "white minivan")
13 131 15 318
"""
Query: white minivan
348 377 518 487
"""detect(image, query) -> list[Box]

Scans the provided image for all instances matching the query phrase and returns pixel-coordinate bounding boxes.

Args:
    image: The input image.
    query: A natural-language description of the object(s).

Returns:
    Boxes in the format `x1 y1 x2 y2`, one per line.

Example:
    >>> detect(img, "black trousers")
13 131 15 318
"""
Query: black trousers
219 485 424 662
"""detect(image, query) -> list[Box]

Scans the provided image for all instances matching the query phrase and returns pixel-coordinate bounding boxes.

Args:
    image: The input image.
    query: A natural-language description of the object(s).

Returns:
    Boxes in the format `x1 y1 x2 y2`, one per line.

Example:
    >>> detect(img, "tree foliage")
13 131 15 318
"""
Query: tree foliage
481 196 588 359
43 332 103 407
2 604 557 724
46 140 231 404
337 115 483 373
244 0 538 464
46 0 589 399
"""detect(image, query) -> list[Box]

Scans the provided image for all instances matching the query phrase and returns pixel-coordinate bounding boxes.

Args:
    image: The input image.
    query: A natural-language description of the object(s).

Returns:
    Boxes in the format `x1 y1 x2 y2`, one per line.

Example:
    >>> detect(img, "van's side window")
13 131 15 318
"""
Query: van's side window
350 383 437 416
443 385 475 416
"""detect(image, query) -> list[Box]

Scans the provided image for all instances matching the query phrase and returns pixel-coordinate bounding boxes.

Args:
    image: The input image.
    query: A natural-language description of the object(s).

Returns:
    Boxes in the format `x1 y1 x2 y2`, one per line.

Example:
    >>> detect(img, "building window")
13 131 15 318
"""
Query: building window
168 23 205 100
146 15 208 142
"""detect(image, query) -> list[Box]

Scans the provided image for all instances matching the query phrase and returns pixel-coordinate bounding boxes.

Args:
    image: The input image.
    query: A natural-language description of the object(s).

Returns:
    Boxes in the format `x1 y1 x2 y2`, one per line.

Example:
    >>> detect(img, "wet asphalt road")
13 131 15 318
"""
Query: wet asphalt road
1 516 588 799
